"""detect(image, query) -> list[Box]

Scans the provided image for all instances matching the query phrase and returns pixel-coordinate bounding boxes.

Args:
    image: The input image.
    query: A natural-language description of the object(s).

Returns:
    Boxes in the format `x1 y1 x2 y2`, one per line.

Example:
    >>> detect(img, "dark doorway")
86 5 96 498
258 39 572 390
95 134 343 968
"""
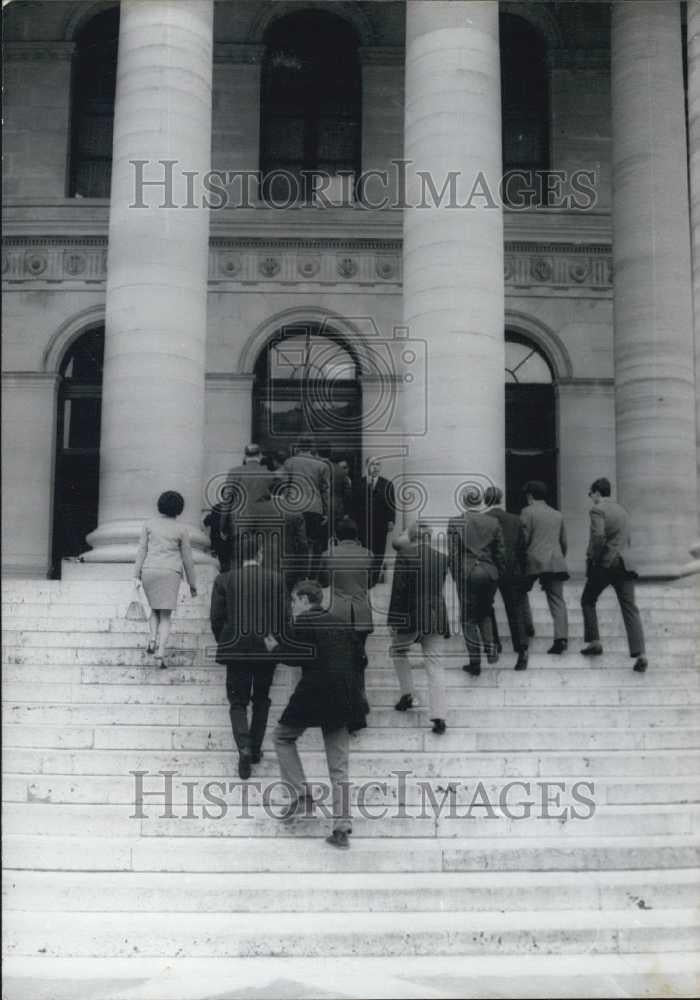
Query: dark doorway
51 328 104 577
505 334 557 513
252 324 363 482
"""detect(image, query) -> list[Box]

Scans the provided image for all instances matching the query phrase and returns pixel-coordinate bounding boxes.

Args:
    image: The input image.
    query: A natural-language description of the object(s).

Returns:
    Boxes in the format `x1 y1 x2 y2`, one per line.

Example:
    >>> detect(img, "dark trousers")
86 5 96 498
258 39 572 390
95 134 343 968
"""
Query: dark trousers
225 662 276 755
525 574 568 641
495 577 530 652
303 511 326 577
581 566 646 655
460 566 498 663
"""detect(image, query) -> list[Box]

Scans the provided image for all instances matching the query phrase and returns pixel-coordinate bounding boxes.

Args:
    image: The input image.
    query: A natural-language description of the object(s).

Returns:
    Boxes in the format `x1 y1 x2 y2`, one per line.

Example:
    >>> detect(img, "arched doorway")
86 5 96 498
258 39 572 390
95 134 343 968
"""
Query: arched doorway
505 332 557 512
51 328 104 576
252 323 362 478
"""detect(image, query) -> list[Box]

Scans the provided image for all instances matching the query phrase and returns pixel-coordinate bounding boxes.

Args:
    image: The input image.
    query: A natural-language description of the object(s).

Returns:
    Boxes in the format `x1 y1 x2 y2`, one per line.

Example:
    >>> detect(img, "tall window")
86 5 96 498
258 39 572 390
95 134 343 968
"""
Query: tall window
52 328 104 575
500 13 549 205
505 333 557 512
69 7 120 198
260 11 362 204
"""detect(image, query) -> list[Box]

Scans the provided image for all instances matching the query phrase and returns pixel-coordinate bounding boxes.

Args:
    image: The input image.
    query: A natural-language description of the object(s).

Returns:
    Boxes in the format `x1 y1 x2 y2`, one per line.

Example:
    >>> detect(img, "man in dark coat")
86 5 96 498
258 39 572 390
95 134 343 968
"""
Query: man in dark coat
356 457 396 587
203 501 231 572
448 492 507 676
210 535 286 780
284 437 330 577
224 443 277 560
521 480 569 654
318 517 373 709
580 477 647 673
387 523 450 734
483 486 531 670
273 579 367 849
247 480 308 593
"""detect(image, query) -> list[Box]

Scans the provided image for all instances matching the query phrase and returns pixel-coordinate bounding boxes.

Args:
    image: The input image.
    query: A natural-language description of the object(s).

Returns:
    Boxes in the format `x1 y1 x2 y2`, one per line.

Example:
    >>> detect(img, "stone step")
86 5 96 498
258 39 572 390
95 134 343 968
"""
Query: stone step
3 745 699 778
5 773 697 808
4 721 699 753
6 700 698 730
4 906 699 958
5 833 699 873
4 660 699 688
3 800 698 840
5 678 699 709
5 869 698 914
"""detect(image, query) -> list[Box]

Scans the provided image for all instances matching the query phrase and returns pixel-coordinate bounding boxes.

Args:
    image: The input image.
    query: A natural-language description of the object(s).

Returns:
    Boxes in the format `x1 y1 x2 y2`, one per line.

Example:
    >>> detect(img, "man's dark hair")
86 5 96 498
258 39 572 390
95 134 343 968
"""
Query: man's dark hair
524 480 548 501
292 579 323 605
590 477 611 497
336 517 358 541
297 436 313 452
483 485 503 507
157 490 185 518
244 443 261 458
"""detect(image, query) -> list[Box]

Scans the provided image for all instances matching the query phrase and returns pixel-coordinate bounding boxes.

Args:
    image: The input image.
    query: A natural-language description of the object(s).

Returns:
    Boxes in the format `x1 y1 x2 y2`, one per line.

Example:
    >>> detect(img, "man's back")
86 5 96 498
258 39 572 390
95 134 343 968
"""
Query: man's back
521 501 568 576
486 506 525 576
588 498 633 570
210 563 285 662
284 453 329 514
448 511 505 579
225 462 276 527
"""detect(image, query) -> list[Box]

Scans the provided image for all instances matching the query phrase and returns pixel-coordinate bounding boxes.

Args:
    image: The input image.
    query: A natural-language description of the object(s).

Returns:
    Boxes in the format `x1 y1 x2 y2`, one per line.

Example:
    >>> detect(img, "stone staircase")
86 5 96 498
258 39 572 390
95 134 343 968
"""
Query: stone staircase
2 576 700 994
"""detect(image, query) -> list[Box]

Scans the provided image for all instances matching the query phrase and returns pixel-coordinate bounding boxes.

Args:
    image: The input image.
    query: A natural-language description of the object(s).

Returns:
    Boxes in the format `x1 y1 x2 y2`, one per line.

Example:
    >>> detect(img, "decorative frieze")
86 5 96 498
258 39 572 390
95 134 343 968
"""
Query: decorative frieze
2 236 613 292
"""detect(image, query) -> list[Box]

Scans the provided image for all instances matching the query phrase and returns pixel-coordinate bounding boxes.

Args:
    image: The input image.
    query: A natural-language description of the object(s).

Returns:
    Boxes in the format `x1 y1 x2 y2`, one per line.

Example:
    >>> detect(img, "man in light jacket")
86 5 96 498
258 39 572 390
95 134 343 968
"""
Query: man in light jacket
580 477 647 673
521 480 569 654
284 437 330 576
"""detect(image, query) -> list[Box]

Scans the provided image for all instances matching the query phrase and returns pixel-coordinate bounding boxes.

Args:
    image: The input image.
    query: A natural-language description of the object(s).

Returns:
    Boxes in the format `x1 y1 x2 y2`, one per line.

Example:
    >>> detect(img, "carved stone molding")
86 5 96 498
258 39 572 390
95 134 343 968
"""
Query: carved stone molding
214 43 265 65
358 47 404 66
4 42 76 61
3 235 612 292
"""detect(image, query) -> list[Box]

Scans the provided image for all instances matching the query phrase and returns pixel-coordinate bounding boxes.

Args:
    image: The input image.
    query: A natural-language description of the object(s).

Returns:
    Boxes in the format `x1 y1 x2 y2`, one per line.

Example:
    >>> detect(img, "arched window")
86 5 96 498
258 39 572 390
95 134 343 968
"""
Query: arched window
69 7 120 198
505 333 557 511
500 13 549 206
259 11 362 204
52 328 104 575
252 324 362 475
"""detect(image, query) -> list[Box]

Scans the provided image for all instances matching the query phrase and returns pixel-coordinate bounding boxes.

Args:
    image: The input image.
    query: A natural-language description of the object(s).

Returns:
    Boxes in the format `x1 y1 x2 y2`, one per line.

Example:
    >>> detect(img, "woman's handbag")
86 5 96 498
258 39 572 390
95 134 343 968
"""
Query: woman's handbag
126 581 149 621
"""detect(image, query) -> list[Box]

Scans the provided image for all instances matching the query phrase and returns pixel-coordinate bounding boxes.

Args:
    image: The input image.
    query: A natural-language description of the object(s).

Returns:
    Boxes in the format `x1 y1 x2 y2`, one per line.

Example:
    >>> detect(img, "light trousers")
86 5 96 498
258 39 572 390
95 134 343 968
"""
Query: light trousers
274 722 352 834
391 631 447 721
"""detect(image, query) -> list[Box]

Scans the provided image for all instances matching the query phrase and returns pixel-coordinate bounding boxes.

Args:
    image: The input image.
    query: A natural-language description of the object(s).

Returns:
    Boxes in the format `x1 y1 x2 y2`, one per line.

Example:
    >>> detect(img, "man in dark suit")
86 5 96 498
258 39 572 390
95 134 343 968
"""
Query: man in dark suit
388 523 450 733
224 443 277 560
319 517 373 708
357 457 396 587
246 479 308 593
580 478 647 673
448 492 507 676
284 437 330 577
521 480 569 654
210 535 286 780
274 579 367 850
483 486 531 670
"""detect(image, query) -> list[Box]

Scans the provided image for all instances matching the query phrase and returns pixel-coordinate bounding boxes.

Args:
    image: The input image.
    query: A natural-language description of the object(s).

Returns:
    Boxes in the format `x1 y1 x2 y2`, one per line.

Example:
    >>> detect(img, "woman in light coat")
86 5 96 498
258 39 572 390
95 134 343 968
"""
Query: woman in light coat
134 490 197 667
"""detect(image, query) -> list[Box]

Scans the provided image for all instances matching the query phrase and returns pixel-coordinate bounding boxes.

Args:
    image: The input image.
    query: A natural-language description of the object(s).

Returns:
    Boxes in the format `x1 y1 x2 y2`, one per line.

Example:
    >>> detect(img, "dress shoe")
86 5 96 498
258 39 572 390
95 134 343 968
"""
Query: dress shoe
633 656 648 673
238 751 252 780
486 649 500 665
431 718 446 735
463 662 481 677
495 641 503 654
514 651 528 671
250 750 263 765
526 625 536 638
547 639 568 655
580 643 603 657
325 830 350 849
146 640 156 655
394 694 414 711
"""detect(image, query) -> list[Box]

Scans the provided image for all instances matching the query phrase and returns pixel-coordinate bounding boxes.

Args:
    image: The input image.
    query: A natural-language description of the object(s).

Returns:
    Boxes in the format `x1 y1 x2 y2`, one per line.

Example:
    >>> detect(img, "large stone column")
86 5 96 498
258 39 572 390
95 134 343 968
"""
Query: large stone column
687 1 700 564
84 0 214 563
611 1 697 576
400 1 504 531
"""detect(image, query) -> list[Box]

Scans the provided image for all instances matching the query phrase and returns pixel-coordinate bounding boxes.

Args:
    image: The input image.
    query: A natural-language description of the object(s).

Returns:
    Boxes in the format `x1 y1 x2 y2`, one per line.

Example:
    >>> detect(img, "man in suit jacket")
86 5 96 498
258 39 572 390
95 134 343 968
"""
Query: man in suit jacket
387 523 450 733
273 579 367 849
246 480 308 593
484 486 531 670
357 457 396 587
284 437 330 576
580 477 647 672
448 493 507 676
319 517 373 709
210 535 286 779
521 480 569 654
224 444 277 559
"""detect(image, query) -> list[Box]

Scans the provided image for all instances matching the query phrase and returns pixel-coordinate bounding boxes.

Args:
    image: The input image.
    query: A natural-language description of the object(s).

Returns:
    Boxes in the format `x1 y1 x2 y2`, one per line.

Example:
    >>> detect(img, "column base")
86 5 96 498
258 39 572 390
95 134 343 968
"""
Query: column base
82 519 215 566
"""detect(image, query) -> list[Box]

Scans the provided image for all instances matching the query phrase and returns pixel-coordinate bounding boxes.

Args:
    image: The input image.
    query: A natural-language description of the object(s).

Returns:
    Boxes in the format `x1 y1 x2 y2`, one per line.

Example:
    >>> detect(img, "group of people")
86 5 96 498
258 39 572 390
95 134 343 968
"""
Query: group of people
132 442 648 848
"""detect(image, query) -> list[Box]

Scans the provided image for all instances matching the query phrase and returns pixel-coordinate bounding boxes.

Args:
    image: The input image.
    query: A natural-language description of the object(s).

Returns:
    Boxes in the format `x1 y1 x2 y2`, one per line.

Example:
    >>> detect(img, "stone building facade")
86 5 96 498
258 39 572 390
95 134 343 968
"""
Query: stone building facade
3 0 699 581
